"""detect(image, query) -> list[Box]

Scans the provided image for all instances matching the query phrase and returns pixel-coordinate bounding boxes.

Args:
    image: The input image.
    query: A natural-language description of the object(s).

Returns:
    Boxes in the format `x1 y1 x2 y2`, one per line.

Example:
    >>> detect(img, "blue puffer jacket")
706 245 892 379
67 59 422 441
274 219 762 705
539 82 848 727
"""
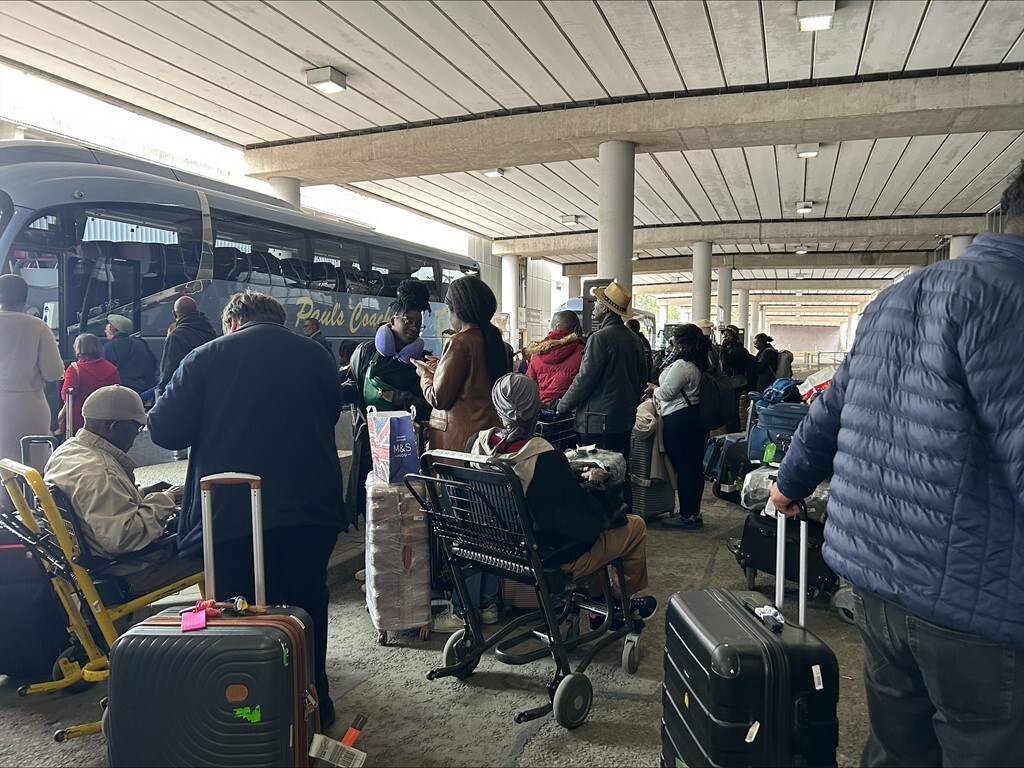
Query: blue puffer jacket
777 231 1024 647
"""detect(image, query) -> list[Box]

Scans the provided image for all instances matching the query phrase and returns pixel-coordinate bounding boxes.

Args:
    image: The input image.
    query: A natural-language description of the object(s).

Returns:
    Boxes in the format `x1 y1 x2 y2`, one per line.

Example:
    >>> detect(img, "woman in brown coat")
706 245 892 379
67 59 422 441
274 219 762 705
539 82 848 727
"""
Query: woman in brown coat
414 275 512 453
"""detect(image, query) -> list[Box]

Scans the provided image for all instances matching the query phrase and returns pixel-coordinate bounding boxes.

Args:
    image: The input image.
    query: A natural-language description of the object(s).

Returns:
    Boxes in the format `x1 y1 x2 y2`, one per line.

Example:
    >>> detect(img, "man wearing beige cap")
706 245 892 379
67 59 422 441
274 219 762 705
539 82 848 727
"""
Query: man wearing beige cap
556 280 648 464
44 385 197 592
102 314 158 397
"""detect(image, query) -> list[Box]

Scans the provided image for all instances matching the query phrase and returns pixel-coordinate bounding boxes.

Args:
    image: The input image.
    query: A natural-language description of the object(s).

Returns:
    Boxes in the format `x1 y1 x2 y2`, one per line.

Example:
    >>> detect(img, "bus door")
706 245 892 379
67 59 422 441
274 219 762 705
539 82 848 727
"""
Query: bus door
59 249 141 359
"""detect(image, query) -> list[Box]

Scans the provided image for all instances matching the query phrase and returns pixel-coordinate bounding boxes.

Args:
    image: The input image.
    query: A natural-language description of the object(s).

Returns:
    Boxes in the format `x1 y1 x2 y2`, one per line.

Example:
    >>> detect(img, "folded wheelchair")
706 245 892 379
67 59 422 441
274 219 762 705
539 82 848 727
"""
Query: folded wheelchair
407 449 644 730
0 447 203 743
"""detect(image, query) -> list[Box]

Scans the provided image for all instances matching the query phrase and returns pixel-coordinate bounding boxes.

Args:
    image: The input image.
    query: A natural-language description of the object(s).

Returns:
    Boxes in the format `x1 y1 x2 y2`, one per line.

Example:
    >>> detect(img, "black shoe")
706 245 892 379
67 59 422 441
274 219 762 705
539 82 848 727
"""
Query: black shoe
662 515 704 530
320 699 336 730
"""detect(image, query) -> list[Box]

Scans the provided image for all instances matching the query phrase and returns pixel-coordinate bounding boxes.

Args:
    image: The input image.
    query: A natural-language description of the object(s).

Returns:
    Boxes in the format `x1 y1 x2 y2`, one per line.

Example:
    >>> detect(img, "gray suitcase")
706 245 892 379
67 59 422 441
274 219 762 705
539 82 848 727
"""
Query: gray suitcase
629 433 675 518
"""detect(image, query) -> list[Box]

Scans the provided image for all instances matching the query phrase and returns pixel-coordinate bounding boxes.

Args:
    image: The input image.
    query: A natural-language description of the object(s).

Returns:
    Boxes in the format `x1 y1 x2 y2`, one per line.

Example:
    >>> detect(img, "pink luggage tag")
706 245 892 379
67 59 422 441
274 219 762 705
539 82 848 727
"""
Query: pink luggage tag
181 607 207 632
180 599 222 632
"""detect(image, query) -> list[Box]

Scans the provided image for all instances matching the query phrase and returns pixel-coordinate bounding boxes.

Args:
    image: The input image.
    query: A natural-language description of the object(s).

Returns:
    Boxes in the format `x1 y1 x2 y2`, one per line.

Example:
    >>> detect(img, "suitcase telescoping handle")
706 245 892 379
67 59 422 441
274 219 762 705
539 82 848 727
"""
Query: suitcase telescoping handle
199 473 265 605
774 499 810 628
65 387 75 442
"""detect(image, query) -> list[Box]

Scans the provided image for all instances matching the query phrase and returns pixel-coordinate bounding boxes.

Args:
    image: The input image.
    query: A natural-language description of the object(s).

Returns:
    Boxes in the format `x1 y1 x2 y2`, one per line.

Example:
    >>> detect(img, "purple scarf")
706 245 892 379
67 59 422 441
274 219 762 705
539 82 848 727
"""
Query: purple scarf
375 324 424 364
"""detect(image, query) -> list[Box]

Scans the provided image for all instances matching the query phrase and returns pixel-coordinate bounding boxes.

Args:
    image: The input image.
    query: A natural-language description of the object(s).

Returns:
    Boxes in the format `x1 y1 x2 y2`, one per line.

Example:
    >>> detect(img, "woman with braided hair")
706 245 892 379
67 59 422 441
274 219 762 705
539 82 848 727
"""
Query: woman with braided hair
340 279 433 528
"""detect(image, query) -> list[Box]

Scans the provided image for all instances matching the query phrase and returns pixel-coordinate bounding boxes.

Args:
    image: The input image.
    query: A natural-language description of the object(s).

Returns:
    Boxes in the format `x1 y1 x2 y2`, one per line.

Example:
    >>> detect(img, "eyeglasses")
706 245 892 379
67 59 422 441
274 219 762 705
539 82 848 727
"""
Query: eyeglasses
394 315 423 329
119 420 146 434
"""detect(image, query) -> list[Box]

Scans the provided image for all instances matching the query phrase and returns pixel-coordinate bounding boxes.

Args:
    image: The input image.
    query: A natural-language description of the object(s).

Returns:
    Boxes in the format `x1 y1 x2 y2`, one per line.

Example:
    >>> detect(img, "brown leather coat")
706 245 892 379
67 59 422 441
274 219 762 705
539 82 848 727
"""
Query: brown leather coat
419 323 502 453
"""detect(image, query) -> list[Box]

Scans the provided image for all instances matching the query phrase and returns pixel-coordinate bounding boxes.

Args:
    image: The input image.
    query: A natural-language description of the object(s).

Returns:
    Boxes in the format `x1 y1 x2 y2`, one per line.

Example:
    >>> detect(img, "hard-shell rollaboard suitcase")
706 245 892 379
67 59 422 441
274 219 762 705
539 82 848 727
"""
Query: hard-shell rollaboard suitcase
662 504 839 767
106 473 320 767
629 432 675 519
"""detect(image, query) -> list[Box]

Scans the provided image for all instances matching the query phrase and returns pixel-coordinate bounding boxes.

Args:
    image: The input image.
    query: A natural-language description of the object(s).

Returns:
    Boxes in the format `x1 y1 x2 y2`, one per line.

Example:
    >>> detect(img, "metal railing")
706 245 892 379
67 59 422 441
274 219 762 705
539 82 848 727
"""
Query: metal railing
802 351 845 369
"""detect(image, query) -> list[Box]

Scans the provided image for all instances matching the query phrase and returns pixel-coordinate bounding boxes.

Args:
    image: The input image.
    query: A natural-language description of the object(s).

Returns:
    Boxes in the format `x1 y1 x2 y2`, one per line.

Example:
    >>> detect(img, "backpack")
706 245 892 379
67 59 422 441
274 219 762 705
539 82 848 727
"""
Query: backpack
761 378 799 405
775 349 794 379
683 369 735 431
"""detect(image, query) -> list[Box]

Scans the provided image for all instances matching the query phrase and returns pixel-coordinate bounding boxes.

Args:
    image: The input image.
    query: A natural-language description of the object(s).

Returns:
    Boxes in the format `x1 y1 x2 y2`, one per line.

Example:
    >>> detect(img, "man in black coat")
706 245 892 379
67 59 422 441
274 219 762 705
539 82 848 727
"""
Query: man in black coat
303 317 333 358
148 290 344 727
156 296 218 396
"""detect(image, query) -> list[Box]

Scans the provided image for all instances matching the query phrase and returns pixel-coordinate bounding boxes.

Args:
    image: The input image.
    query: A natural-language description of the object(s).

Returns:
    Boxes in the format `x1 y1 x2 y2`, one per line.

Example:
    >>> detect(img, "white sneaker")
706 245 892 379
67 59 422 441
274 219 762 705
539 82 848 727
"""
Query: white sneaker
431 606 465 633
479 604 499 625
354 569 366 582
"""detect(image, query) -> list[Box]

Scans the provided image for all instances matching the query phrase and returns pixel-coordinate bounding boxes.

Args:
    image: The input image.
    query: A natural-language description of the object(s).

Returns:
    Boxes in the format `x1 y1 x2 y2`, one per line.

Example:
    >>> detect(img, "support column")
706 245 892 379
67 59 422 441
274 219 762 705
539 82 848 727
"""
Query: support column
658 303 669 344
691 241 713 323
750 300 761 340
949 235 974 259
597 141 635 290
501 254 521 347
268 176 301 208
567 275 582 299
737 289 750 333
717 266 733 325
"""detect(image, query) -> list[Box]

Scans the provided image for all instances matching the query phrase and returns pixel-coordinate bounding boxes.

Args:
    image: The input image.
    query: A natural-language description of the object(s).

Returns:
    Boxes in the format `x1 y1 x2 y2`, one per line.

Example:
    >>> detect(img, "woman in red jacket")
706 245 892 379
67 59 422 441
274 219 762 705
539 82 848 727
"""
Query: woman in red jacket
525 310 585 405
57 333 120 436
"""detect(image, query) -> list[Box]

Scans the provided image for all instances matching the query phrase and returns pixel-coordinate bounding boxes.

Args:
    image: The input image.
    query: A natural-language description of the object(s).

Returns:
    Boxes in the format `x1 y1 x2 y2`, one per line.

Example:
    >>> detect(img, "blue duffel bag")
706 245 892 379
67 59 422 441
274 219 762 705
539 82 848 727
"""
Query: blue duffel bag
747 401 810 462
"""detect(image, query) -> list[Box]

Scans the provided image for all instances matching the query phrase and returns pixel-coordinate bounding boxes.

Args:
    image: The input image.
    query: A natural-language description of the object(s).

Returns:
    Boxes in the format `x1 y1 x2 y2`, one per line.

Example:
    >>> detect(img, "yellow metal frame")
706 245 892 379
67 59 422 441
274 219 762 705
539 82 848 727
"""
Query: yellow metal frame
0 458 204 742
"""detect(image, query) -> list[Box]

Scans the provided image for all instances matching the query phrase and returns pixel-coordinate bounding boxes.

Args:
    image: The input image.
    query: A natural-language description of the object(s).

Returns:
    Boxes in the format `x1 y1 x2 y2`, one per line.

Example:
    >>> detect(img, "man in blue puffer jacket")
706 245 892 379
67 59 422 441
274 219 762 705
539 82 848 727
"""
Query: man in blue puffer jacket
771 163 1024 767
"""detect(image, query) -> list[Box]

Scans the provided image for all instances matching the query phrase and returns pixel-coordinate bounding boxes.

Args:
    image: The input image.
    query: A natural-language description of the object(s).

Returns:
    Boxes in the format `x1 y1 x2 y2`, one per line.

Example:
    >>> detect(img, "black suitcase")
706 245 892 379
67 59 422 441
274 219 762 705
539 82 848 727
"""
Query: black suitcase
732 511 838 596
0 529 70 681
663 507 839 768
106 473 319 767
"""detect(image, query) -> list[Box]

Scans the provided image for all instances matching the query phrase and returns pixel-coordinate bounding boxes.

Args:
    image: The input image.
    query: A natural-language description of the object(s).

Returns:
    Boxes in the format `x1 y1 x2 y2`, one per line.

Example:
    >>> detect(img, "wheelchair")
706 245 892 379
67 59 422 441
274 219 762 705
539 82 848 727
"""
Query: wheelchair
408 449 644 730
0 455 203 743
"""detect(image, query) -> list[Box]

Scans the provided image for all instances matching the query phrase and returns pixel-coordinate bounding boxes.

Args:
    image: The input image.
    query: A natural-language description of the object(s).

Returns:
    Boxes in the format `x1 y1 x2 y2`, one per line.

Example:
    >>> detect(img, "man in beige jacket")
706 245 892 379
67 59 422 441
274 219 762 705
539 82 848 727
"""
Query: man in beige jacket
44 386 199 594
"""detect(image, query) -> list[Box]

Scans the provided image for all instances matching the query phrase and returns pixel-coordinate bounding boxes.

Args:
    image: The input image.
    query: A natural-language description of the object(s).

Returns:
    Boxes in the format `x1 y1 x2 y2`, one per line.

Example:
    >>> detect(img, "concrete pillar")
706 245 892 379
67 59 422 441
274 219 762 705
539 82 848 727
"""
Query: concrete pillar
750 300 761 340
658 303 669 344
501 253 521 347
737 289 750 333
567 275 582 299
268 176 301 208
597 140 635 290
717 266 733 325
691 241 713 323
949 235 973 259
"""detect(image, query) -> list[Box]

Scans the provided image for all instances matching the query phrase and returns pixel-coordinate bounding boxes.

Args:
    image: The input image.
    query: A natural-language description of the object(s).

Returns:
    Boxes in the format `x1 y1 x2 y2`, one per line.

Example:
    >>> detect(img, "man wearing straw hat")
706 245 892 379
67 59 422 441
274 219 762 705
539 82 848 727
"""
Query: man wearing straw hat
555 280 648 464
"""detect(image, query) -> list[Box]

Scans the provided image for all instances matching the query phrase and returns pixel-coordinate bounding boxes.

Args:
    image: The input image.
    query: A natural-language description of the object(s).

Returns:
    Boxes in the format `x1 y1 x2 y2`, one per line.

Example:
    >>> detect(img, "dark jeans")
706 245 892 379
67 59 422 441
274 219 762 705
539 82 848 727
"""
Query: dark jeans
662 406 706 519
214 525 339 714
577 430 633 506
852 587 1024 767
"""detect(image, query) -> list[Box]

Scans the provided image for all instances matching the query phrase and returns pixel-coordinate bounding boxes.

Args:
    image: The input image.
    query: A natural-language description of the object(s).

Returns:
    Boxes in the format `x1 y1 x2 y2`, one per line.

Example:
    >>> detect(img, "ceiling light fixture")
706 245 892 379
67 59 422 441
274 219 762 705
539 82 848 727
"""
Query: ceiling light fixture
482 168 505 178
560 214 580 225
305 66 347 94
796 201 813 215
795 245 809 254
632 253 640 262
796 0 835 32
796 143 820 159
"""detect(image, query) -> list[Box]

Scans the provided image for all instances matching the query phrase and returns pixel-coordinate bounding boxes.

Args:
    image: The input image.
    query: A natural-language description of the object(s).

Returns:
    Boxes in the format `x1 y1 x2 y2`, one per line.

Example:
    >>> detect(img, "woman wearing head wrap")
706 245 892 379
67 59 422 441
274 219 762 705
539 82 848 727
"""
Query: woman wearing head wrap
431 374 658 632
340 280 433 530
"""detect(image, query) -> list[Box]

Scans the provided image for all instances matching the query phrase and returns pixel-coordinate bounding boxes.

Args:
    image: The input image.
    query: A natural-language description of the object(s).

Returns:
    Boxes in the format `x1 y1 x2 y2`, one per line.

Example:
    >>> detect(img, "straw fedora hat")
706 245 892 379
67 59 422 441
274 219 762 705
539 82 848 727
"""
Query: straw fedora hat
593 281 634 318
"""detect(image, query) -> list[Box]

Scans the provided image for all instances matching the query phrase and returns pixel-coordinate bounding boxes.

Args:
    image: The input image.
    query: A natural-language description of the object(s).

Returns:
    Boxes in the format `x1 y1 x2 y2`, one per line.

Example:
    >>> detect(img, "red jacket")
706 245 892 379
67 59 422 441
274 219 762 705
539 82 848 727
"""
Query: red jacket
525 331 584 403
62 358 121 432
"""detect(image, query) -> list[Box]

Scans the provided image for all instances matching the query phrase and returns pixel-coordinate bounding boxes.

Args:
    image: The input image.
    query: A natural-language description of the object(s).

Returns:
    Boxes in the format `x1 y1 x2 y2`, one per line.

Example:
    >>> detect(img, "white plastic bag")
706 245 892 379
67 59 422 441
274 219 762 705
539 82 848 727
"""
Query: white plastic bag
798 366 837 403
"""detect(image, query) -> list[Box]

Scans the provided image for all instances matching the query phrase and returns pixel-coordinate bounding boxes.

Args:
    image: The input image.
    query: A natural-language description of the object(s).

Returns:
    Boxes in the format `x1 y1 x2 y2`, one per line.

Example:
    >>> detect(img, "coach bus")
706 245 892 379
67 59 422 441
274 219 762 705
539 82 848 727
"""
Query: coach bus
0 141 478 361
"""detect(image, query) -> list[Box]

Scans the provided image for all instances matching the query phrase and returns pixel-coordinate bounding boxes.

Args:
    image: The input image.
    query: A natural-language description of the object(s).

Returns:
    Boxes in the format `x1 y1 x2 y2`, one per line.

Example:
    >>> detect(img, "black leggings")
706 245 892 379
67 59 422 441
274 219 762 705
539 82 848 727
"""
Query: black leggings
662 406 707 519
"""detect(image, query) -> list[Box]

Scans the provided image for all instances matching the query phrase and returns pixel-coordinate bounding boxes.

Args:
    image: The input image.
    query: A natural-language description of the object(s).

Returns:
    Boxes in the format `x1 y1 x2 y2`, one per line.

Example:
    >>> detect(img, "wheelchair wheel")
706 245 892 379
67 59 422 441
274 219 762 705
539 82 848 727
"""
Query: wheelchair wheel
52 646 94 694
442 629 479 679
831 585 856 624
621 632 641 674
553 673 593 729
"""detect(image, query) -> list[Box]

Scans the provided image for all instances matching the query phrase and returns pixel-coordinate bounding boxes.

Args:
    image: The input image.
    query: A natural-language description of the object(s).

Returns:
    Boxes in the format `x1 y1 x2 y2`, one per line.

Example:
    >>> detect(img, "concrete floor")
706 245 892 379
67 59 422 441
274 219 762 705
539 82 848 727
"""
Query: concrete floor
0 449 870 768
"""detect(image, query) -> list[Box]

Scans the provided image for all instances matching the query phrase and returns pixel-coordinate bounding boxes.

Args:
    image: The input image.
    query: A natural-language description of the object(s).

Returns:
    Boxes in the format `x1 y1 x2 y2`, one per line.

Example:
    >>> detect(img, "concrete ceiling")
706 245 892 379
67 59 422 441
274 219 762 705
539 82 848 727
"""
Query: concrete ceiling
1 0 1022 301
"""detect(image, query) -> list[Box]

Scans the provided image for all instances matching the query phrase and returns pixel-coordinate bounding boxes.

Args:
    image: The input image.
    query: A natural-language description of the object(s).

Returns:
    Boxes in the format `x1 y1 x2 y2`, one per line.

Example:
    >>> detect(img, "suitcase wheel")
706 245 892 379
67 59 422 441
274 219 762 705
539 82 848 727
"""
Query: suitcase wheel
621 632 641 674
376 629 390 646
419 625 431 641
553 673 593 729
